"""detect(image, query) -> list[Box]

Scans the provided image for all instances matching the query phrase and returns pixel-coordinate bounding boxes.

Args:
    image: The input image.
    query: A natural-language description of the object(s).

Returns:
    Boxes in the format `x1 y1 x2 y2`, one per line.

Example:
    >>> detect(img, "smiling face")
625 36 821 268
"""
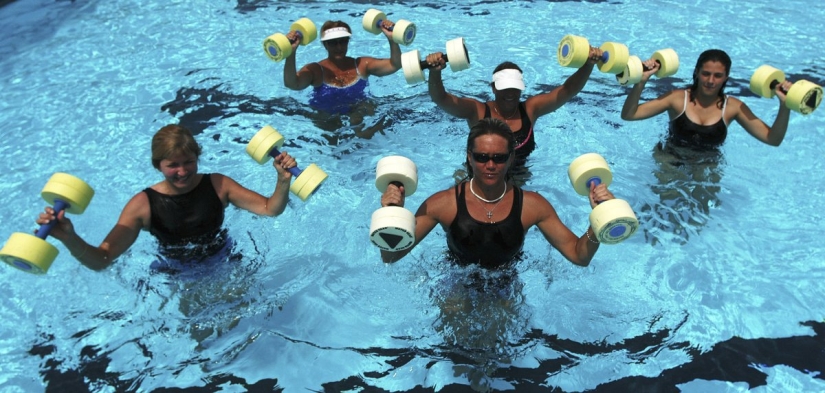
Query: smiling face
492 87 522 112
158 153 198 191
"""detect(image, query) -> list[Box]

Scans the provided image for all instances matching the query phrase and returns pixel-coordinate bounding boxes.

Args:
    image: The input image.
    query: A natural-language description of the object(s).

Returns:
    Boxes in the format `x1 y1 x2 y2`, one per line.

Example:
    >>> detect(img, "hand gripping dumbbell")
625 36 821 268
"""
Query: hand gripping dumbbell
362 8 416 46
262 17 318 62
749 65 822 115
400 38 470 84
616 48 680 86
567 153 638 244
246 125 328 201
0 173 95 274
557 35 630 75
370 156 418 251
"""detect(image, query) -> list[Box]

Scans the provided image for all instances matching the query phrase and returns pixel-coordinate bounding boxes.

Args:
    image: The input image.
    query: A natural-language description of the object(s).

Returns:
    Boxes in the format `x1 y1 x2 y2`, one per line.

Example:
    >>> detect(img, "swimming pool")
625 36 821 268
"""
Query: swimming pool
1 0 824 391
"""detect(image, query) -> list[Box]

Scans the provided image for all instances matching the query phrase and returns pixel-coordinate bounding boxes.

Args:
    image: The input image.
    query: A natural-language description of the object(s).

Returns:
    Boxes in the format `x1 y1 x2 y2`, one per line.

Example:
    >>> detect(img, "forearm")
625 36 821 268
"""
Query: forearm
766 106 792 146
266 178 292 216
63 234 112 271
283 55 302 90
388 38 401 70
572 226 600 267
562 62 596 95
427 69 447 104
621 81 647 120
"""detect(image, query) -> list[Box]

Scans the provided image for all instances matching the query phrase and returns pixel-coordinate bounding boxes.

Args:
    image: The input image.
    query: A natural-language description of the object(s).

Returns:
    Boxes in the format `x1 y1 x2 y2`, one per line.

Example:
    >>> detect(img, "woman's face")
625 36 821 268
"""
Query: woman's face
696 60 728 96
492 86 522 111
467 134 512 185
158 153 198 191
324 37 350 58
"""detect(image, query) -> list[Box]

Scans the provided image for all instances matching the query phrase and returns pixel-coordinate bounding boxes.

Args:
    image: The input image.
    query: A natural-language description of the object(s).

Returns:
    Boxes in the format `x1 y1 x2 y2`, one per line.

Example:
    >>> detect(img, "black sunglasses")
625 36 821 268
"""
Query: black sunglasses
470 151 511 164
324 37 350 46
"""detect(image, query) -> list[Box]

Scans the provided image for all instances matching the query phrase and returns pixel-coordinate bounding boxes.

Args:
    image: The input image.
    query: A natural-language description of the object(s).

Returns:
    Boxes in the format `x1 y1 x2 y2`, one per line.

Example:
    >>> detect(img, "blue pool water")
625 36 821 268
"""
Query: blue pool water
1 0 824 391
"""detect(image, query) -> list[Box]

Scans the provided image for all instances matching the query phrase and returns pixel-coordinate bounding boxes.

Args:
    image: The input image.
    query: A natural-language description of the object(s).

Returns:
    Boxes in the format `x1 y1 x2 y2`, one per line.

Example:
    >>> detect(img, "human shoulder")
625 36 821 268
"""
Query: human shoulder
521 188 551 208
520 188 556 225
121 190 151 229
417 186 457 220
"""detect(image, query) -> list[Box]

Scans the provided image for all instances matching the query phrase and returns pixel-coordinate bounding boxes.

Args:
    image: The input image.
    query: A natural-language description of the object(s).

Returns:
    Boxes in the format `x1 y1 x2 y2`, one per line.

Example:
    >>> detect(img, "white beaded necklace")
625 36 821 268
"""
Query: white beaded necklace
469 178 507 203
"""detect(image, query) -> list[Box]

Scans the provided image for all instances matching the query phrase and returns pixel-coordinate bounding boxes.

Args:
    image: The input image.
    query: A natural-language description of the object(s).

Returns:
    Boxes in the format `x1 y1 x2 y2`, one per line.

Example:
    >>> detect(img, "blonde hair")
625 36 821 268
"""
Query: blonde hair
151 124 201 169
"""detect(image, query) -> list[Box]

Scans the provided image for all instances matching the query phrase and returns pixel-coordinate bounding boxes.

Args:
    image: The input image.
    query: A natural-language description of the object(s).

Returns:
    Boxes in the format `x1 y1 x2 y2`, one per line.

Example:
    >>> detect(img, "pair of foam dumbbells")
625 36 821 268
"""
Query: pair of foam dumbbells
368 153 639 252
556 34 679 85
0 125 328 275
558 34 821 114
261 9 472 86
262 9 417 62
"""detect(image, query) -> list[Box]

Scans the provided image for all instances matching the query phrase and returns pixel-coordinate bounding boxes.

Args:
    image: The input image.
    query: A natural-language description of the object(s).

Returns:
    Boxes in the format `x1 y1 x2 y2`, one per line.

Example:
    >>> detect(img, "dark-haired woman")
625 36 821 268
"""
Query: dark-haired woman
620 49 792 244
621 48 792 150
283 20 401 141
379 118 615 268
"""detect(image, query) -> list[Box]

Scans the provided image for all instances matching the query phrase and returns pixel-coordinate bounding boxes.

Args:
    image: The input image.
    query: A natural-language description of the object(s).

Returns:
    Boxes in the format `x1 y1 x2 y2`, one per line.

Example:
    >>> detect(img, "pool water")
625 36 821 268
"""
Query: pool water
1 0 824 392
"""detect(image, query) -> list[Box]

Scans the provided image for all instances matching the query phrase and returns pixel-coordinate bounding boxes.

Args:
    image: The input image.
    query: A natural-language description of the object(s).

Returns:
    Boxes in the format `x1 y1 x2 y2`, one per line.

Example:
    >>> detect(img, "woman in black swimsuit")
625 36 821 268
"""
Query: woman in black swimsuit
620 49 793 244
379 118 615 268
425 49 603 165
35 124 298 271
621 49 792 150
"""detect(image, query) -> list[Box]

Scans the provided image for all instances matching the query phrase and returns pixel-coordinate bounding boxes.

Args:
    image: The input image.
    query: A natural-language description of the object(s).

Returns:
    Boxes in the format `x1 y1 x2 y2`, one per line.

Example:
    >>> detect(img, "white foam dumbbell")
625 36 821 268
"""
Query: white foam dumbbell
370 156 418 251
400 37 470 84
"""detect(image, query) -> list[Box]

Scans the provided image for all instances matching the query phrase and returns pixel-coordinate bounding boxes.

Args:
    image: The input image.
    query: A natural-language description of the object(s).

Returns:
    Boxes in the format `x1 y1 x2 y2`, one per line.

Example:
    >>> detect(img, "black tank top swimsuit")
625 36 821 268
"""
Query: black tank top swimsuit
143 173 227 259
447 182 525 269
667 91 728 150
484 102 535 161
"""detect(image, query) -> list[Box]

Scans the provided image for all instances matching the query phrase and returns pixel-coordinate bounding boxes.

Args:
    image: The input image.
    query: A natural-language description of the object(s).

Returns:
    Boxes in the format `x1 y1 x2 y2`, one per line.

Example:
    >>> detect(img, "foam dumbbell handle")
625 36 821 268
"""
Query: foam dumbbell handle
266 146 304 178
417 53 448 70
34 199 70 240
384 181 405 206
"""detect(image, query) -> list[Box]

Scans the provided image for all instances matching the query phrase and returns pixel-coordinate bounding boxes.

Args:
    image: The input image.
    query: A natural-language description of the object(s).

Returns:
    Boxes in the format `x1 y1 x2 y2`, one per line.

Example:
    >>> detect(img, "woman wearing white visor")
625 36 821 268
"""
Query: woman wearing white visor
283 21 401 140
426 50 603 164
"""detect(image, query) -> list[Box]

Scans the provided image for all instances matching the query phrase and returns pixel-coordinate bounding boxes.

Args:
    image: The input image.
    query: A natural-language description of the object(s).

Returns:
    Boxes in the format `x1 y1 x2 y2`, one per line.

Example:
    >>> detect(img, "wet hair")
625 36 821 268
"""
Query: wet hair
321 20 352 43
688 49 732 108
463 118 516 179
493 61 522 74
151 124 202 169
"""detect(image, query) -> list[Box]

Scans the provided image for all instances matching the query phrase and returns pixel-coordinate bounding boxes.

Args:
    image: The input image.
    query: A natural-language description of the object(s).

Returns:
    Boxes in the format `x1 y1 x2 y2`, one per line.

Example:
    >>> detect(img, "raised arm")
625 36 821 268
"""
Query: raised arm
731 80 792 146
283 31 318 91
37 192 148 271
531 183 613 266
359 23 402 77
425 52 485 123
379 185 447 263
216 152 296 217
620 60 681 121
526 47 601 118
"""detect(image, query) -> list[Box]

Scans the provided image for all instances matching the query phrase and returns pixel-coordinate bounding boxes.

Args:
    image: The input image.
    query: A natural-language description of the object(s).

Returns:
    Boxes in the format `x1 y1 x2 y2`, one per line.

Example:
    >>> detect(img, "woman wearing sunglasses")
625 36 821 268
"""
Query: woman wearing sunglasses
283 20 401 141
379 119 614 268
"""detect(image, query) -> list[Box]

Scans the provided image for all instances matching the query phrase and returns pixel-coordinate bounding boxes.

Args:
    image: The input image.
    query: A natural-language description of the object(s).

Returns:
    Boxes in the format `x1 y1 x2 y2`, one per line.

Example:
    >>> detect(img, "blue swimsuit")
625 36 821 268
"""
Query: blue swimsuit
308 59 368 115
